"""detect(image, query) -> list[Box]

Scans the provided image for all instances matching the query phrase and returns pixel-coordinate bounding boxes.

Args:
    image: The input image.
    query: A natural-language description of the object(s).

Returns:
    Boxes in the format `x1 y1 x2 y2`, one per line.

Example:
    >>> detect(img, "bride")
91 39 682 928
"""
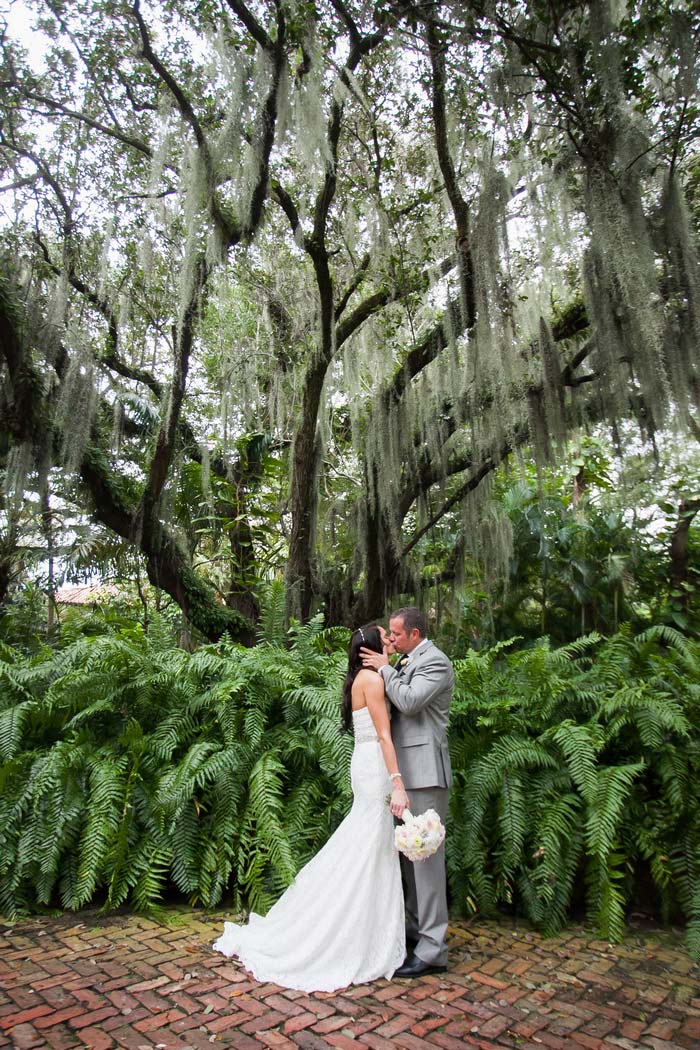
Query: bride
212 624 408 992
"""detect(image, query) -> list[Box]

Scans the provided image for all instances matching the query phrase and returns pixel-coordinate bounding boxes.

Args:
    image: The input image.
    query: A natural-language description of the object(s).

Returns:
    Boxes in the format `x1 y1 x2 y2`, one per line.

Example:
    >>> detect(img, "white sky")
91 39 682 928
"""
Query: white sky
1 0 52 72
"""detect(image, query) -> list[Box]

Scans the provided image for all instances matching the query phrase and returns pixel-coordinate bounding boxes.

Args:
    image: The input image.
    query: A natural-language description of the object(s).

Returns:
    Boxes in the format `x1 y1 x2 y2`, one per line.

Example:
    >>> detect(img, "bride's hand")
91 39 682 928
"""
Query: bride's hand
361 646 388 670
390 785 410 818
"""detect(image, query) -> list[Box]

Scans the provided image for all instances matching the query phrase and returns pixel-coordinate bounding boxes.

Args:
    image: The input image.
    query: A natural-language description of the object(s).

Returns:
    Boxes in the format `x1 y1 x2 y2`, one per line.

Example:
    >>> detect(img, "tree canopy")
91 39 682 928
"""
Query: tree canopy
1 0 698 639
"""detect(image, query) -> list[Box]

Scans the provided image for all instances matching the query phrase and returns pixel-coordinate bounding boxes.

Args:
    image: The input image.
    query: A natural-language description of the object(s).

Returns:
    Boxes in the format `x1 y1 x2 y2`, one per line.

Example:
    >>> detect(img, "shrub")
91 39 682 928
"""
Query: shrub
0 612 352 918
448 627 700 955
1 613 698 955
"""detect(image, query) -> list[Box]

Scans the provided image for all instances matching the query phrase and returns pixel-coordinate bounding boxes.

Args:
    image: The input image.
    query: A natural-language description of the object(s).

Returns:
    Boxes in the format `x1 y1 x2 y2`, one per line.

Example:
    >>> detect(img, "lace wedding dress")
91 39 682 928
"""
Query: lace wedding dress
212 706 405 992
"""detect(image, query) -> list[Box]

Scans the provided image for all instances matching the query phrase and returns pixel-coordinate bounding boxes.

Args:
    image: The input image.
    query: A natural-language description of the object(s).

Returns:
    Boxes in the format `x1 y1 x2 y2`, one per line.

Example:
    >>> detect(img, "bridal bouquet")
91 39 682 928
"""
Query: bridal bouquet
395 809 445 862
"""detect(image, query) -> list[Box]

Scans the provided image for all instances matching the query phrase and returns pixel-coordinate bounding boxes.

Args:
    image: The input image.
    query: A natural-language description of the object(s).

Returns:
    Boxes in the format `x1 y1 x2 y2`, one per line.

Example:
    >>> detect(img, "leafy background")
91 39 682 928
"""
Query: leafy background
2 586 698 956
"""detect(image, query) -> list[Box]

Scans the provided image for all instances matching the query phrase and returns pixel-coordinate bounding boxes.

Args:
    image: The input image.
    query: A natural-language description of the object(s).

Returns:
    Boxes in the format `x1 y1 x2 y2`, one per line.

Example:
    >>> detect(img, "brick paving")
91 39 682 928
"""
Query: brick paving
0 911 698 1050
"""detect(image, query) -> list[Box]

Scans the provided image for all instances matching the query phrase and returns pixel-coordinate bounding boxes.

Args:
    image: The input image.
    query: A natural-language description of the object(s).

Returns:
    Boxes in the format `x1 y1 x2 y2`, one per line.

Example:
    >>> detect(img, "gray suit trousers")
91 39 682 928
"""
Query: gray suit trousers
401 785 449 966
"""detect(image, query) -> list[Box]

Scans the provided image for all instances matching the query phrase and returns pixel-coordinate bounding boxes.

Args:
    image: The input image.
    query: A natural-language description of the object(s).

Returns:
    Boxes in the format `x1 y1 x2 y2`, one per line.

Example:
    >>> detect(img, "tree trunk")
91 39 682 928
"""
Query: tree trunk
224 509 259 645
286 370 324 621
670 498 700 610
0 516 18 608
80 443 251 643
286 200 334 624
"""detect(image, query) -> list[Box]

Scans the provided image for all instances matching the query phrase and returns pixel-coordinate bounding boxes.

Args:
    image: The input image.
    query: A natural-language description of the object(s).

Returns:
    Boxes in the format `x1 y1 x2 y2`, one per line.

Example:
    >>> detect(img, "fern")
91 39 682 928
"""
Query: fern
497 771 527 876
256 580 287 645
0 702 30 760
449 627 700 954
74 754 126 907
131 845 172 913
168 802 201 894
588 848 628 943
525 792 584 933
1 616 699 957
549 720 602 802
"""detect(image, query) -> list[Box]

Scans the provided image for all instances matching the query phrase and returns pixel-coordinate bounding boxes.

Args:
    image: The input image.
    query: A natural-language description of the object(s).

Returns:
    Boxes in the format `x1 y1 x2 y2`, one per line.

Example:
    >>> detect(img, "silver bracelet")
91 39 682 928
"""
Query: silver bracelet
389 772 402 780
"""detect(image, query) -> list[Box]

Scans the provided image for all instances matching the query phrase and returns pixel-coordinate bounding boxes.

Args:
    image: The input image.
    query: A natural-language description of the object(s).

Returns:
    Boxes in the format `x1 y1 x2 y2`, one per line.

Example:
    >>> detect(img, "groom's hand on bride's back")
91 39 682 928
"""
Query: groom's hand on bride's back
360 646 388 671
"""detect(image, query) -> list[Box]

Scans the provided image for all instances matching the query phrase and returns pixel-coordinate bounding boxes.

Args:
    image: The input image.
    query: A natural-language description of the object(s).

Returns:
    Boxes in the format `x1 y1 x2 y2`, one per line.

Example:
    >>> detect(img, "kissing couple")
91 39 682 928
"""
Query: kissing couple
213 606 454 992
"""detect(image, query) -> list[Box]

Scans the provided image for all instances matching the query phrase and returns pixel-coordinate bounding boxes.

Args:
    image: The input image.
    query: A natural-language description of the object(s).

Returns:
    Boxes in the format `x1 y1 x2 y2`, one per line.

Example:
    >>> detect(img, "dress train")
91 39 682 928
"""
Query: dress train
212 707 405 992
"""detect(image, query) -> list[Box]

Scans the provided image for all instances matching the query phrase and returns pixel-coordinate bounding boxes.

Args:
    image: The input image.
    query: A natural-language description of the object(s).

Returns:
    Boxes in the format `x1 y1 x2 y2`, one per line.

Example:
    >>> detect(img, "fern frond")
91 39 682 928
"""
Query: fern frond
256 580 287 645
74 754 126 907
0 701 32 760
549 721 601 802
585 763 645 860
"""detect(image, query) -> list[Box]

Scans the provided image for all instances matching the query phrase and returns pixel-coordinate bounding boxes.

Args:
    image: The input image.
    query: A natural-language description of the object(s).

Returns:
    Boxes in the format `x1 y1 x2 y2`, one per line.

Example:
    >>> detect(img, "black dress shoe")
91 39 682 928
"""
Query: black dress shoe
393 952 447 978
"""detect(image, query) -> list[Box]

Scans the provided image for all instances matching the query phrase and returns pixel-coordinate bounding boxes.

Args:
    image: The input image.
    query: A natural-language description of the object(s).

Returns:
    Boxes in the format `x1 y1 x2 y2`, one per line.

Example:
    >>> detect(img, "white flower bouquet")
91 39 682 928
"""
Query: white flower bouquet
394 808 445 862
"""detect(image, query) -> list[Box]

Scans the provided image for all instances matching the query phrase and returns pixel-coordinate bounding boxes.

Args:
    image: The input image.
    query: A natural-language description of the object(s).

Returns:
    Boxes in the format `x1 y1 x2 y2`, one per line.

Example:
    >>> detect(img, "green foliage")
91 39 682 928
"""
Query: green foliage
424 431 700 654
0 609 352 919
256 580 288 646
0 583 48 653
466 433 700 647
448 627 700 954
2 605 699 956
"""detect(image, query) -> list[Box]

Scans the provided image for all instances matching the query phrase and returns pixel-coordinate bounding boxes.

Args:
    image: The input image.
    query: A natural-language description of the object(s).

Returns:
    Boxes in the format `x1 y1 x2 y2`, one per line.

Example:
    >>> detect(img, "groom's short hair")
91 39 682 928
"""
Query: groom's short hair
391 606 427 638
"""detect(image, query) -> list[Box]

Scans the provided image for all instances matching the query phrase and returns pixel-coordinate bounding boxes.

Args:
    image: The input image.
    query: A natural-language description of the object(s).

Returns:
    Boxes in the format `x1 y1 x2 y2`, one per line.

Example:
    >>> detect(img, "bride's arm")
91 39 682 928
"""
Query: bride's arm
363 673 410 818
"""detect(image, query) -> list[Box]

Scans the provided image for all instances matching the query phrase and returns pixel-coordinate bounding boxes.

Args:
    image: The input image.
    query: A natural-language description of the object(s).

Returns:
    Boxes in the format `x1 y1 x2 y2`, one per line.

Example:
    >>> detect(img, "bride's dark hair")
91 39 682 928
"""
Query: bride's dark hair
342 624 383 732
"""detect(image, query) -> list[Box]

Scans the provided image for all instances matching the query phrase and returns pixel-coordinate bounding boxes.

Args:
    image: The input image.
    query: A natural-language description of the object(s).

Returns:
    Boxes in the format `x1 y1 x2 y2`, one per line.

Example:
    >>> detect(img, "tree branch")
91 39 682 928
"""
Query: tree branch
131 0 239 244
401 451 505 558
132 1 206 152
334 253 371 318
0 136 72 224
43 0 125 126
0 267 42 443
224 0 274 53
269 179 306 246
79 441 251 641
141 255 208 509
12 86 153 158
335 254 457 349
425 13 475 327
244 1 286 241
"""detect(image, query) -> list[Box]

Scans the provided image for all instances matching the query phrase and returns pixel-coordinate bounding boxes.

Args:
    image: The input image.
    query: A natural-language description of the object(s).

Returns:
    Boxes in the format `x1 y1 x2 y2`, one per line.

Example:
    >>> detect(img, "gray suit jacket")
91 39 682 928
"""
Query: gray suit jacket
382 639 454 790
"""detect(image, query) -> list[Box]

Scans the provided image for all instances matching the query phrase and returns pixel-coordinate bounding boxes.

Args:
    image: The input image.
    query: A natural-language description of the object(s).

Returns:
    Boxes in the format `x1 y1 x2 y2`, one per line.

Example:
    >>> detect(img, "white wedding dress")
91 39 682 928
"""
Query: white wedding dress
212 706 405 992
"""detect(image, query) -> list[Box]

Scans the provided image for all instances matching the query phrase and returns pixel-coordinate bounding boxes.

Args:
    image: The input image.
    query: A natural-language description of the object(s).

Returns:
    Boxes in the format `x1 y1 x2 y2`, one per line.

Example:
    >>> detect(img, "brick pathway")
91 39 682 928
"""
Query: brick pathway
1 911 698 1050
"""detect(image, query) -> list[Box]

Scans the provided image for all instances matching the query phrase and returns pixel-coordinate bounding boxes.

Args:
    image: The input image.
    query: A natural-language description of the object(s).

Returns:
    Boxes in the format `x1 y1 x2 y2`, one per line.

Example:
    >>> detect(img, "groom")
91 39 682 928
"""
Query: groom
361 606 454 977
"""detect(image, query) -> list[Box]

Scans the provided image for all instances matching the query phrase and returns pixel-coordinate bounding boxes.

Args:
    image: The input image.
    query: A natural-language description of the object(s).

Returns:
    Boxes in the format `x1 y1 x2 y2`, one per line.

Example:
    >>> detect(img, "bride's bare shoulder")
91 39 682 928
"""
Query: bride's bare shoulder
357 669 384 698
351 668 383 704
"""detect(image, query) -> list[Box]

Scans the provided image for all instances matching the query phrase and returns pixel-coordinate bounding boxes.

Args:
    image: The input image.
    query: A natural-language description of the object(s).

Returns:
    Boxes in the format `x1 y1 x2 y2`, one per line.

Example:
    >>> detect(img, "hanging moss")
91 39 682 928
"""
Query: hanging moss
657 176 700 424
2 0 699 629
55 350 99 475
539 317 567 454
